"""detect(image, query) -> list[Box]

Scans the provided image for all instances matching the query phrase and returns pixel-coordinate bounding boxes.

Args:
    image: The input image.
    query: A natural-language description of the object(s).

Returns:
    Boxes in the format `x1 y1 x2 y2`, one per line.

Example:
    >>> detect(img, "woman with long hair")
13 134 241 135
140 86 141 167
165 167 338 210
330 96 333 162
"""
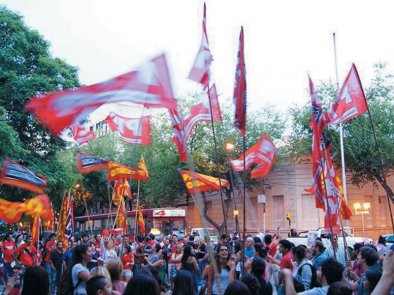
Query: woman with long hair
180 245 198 294
169 243 183 288
173 270 194 295
71 244 92 295
251 257 273 295
121 244 133 282
100 237 117 264
145 249 169 289
123 272 160 295
20 266 49 295
106 259 126 294
207 244 235 295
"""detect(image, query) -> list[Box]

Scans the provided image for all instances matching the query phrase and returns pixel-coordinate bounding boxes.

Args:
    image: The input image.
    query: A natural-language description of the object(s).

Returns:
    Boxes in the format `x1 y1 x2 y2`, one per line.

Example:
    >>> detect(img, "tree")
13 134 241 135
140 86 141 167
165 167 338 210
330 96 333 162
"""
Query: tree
287 63 394 201
0 7 80 207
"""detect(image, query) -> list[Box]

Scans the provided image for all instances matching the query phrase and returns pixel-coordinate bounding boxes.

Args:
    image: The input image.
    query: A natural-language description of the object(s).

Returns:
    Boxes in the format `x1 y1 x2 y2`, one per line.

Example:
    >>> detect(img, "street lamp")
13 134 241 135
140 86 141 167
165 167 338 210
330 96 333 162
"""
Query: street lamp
353 202 371 237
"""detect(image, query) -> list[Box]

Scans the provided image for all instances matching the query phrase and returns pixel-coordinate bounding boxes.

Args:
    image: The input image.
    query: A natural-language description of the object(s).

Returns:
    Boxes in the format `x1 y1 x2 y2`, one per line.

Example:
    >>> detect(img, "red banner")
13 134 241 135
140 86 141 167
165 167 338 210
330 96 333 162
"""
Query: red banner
105 113 151 145
71 123 96 146
169 109 188 162
25 54 177 135
76 151 108 174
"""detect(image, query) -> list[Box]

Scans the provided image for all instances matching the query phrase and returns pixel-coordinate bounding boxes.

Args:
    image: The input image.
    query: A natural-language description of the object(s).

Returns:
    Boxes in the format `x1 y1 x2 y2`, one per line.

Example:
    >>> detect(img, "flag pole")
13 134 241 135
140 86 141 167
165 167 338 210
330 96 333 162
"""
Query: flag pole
134 180 141 238
241 133 247 273
365 108 394 233
207 82 228 235
332 33 350 259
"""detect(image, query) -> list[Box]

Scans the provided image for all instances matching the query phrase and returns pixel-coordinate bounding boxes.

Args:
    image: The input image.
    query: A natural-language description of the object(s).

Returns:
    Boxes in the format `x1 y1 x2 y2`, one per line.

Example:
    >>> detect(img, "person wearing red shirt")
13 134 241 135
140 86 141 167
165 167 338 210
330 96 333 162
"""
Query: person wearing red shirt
121 244 133 282
2 232 16 281
14 236 37 267
44 233 57 294
278 240 294 271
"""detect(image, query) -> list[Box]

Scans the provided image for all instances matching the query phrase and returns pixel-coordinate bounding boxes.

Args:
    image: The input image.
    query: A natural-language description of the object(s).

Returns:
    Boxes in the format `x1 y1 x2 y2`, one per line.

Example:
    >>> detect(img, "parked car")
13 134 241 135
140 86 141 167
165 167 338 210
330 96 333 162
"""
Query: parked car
384 234 394 247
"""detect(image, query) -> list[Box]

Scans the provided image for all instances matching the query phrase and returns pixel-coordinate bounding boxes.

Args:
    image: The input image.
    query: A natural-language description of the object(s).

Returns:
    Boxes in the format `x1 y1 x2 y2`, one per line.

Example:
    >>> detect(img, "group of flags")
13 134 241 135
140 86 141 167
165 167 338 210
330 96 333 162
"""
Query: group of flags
57 192 74 248
308 64 368 233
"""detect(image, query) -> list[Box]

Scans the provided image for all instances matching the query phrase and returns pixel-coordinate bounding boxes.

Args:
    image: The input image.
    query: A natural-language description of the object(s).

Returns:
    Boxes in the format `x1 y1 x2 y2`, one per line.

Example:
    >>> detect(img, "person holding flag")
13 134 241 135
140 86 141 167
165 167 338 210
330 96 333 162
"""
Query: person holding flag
14 236 37 268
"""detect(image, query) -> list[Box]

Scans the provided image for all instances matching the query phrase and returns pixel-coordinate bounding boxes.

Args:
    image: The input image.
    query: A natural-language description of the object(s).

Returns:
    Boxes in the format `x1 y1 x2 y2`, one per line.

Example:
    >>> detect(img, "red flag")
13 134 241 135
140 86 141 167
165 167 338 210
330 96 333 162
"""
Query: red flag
0 160 47 193
105 112 151 145
31 216 40 244
233 27 247 135
168 109 188 162
71 123 96 146
25 54 177 135
183 84 222 139
180 170 230 194
325 64 368 125
57 193 74 249
76 151 108 173
188 3 213 87
230 135 275 176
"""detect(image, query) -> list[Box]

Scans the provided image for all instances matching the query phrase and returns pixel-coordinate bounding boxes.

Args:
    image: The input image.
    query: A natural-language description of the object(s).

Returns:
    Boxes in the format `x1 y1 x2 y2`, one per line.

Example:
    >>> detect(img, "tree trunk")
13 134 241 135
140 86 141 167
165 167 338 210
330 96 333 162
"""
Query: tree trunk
374 173 394 203
201 192 222 233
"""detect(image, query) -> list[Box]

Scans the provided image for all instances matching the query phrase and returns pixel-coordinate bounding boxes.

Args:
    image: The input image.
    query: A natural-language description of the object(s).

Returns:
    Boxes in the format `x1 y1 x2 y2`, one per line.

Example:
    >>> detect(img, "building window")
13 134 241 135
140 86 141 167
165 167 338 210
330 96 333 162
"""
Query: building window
301 194 320 230
376 195 388 227
272 195 284 229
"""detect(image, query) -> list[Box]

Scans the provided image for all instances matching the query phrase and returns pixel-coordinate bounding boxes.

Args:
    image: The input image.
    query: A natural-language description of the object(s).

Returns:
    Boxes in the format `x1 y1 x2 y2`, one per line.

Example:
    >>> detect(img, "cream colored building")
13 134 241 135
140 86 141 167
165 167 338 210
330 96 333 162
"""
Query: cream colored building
183 161 394 241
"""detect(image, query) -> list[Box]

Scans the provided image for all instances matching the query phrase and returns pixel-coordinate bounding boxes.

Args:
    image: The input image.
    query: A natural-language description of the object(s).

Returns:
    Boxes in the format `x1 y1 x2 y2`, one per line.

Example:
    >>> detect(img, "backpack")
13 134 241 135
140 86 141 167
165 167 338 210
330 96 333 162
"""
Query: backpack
58 267 81 295
293 263 319 292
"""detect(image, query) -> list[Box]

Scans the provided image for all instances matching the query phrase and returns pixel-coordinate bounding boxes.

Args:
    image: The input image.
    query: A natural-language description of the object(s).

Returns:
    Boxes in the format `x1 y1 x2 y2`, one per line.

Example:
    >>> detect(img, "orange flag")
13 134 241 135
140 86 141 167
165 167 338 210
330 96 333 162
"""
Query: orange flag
31 216 41 243
107 161 148 182
138 156 149 179
179 170 230 194
0 194 51 224
137 211 145 236
115 195 128 234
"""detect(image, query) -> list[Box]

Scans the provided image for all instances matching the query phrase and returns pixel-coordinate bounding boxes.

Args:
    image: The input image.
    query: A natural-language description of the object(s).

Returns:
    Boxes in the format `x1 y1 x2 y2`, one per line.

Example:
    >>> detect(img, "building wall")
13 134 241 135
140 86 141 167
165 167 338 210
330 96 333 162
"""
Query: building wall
182 161 394 241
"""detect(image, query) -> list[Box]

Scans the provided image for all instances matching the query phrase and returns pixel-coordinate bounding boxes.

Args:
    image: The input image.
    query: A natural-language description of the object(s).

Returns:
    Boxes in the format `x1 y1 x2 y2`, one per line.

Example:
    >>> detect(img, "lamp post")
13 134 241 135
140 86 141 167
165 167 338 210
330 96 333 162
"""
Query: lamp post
353 202 371 237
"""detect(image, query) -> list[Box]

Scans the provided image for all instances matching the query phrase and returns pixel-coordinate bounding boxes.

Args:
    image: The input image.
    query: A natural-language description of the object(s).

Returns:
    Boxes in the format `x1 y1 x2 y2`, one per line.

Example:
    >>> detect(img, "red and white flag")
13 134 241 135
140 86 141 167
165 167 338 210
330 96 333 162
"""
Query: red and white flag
325 64 368 125
71 123 96 146
105 112 151 145
188 3 213 87
168 108 188 162
230 135 275 178
233 27 247 135
25 54 177 135
183 84 222 139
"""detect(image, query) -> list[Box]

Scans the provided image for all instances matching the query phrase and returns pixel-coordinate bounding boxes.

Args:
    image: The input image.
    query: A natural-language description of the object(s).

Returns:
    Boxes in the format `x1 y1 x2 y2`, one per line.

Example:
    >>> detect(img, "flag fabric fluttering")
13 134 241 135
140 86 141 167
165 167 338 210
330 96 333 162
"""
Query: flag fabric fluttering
138 156 149 180
105 112 151 145
58 192 74 249
180 170 230 194
233 26 247 135
168 109 188 162
115 194 128 234
137 211 145 236
76 152 108 174
107 161 148 182
71 123 96 146
188 2 213 87
25 54 177 136
183 84 222 140
0 194 51 224
31 216 40 243
112 179 132 206
325 64 368 125
230 135 276 178
0 160 47 193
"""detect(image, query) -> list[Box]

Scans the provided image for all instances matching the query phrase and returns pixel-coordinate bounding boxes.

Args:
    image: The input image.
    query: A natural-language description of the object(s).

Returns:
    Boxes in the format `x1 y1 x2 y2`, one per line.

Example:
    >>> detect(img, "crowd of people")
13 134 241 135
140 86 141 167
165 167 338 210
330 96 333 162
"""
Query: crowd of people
0 230 393 295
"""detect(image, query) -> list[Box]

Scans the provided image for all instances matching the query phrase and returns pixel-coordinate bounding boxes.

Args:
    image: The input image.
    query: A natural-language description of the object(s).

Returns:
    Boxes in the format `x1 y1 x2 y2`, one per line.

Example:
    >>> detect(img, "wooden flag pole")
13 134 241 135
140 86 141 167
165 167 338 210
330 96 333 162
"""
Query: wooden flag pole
134 180 141 238
241 134 247 273
207 81 228 235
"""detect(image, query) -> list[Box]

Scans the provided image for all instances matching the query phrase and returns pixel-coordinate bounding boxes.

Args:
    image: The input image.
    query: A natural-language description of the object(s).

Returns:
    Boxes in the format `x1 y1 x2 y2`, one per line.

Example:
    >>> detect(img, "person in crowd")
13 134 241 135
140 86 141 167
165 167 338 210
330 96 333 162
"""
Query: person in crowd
207 244 235 295
72 244 92 295
50 240 65 294
15 234 24 247
100 237 117 264
90 266 111 283
123 272 160 295
327 281 353 295
172 270 194 295
93 235 102 257
106 259 126 294
263 234 278 258
362 269 382 294
270 239 293 271
223 280 251 295
21 266 49 295
44 233 57 295
375 236 387 256
180 244 198 294
63 241 78 271
371 250 394 295
118 235 130 257
244 237 256 259
86 275 112 295
3 264 23 295
2 232 16 281
312 241 327 271
88 245 100 271
350 243 364 278
169 243 183 287
133 236 145 274
121 244 133 281
142 265 169 295
14 235 37 267
82 234 91 246
251 257 273 295
347 246 381 294
291 245 313 292
280 257 345 295
170 235 181 253
146 249 169 289
241 273 261 295
325 235 347 270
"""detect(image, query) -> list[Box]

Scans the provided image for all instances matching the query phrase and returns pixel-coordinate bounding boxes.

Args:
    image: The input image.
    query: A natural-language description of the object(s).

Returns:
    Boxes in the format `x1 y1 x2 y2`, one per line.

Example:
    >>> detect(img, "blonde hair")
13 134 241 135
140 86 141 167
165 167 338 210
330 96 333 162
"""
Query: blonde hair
90 266 111 282
106 258 123 282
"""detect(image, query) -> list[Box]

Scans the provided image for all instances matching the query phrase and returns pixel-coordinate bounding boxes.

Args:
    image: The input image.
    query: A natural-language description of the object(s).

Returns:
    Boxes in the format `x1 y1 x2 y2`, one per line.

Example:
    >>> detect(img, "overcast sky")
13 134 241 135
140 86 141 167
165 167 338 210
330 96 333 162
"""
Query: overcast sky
2 0 394 119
